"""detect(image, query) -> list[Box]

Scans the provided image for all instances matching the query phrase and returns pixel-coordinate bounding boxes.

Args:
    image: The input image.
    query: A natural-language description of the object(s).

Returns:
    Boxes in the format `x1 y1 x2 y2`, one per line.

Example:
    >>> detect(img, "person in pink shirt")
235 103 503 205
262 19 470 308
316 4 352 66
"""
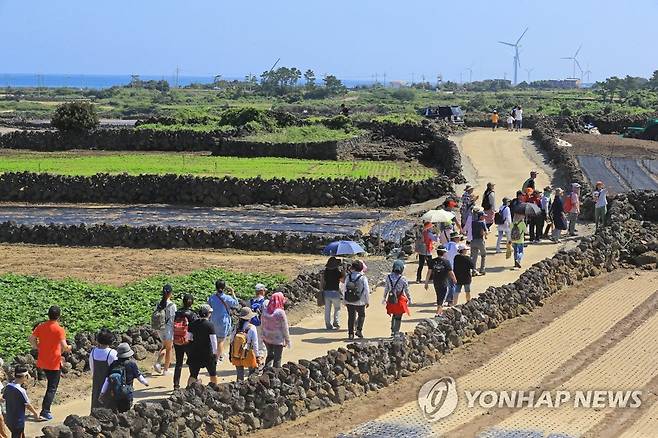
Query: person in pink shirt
261 292 291 368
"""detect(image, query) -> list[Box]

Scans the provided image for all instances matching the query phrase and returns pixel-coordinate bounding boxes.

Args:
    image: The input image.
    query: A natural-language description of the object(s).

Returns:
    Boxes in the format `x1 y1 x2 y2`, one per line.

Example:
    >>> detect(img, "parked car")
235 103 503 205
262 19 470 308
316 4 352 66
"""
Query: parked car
423 106 464 124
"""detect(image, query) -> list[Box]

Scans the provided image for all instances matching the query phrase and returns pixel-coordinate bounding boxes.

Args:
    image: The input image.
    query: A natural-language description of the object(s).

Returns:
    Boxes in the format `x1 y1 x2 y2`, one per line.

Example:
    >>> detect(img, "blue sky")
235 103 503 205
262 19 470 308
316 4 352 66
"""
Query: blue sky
1 0 656 83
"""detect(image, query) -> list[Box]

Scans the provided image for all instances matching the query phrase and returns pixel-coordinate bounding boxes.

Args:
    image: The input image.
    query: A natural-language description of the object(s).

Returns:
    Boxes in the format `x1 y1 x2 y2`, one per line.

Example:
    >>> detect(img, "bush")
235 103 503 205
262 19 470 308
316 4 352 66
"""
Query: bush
51 101 99 132
391 88 416 102
320 115 352 130
218 107 276 131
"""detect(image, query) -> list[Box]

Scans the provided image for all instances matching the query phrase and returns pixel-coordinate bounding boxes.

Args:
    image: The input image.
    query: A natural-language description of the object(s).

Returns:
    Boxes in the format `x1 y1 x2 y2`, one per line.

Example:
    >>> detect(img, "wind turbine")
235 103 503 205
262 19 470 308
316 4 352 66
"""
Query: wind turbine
561 45 583 79
465 66 473 83
498 27 528 85
524 68 534 83
584 64 592 82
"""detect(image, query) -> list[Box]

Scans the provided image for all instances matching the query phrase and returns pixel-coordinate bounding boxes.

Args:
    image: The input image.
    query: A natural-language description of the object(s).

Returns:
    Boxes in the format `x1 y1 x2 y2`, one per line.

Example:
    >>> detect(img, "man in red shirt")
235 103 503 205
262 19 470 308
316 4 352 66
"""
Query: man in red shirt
29 306 72 421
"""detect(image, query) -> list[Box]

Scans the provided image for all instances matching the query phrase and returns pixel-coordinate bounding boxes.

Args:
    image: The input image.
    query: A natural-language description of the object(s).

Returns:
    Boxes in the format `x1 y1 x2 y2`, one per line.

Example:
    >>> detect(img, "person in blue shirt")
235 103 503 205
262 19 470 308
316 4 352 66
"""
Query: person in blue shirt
208 280 239 361
4 366 40 438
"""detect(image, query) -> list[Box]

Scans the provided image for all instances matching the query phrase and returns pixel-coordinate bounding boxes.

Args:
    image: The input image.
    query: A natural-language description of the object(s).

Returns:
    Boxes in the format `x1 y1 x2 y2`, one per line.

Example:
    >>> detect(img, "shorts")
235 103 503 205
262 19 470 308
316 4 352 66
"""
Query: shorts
189 356 217 378
159 326 174 342
433 281 450 306
455 284 471 294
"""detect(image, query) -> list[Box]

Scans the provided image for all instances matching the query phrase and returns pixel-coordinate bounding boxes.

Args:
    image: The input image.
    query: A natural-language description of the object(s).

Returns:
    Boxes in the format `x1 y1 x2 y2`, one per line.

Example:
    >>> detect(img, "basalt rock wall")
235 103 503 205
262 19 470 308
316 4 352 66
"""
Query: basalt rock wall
43 192 658 438
0 172 453 208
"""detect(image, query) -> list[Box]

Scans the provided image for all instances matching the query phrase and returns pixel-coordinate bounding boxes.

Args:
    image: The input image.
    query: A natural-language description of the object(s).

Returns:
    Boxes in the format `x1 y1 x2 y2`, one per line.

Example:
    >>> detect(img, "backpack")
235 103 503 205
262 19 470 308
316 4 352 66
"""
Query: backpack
173 313 190 346
150 304 168 331
494 206 506 225
511 222 522 241
563 193 573 213
386 275 403 304
415 234 426 254
107 362 131 402
229 324 258 368
344 273 364 303
482 191 492 210
249 297 265 326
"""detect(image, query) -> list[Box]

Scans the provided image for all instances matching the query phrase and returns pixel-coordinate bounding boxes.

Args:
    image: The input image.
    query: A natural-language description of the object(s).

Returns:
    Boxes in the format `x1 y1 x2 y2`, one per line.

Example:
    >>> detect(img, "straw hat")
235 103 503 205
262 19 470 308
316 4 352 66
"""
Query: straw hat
238 307 257 321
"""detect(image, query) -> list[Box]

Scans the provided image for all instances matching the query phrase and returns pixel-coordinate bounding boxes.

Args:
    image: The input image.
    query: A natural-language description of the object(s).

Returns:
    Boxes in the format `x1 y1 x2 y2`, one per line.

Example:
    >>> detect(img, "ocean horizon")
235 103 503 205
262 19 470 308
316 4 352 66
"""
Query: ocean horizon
0 73 378 90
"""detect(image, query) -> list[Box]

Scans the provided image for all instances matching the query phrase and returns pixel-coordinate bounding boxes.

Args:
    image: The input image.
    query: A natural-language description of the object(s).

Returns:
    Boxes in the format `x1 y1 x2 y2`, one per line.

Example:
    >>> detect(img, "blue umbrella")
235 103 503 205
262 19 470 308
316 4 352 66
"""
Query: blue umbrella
322 240 366 256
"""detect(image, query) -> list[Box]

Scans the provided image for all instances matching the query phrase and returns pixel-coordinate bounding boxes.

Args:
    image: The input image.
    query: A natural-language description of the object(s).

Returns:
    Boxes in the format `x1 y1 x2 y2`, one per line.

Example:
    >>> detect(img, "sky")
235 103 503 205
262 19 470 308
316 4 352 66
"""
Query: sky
1 0 657 83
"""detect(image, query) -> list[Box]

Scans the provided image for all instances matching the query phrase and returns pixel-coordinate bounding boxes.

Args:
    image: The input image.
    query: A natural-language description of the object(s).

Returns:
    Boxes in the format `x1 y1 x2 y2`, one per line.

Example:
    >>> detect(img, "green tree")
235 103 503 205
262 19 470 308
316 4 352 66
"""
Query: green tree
648 70 658 91
51 101 99 132
323 75 346 96
304 69 316 88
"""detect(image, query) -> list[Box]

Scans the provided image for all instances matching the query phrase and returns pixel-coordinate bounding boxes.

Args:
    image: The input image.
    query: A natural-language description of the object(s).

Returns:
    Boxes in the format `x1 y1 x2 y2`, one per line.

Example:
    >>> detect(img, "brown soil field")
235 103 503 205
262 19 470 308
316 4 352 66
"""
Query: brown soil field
0 244 327 286
562 133 658 159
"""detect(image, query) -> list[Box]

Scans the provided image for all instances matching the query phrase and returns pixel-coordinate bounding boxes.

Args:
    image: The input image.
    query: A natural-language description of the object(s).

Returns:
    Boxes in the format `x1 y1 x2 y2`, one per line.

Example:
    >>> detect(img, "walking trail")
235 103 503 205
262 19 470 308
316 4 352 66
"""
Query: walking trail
25 129 561 437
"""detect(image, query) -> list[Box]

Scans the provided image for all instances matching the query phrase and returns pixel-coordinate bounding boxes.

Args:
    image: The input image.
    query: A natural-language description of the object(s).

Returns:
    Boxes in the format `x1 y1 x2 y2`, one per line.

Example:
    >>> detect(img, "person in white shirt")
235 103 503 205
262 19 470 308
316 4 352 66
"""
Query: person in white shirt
344 260 370 340
515 106 523 131
495 197 513 253
593 181 608 229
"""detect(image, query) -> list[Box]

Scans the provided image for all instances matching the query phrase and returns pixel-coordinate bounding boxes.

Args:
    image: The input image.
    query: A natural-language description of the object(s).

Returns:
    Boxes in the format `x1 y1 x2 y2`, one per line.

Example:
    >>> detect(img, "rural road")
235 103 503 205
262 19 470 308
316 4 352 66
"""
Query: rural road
25 129 568 437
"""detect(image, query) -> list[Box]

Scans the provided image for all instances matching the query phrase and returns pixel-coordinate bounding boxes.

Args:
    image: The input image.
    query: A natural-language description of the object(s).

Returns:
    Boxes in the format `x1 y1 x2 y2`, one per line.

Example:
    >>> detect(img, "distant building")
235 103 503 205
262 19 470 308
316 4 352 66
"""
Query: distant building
389 80 407 88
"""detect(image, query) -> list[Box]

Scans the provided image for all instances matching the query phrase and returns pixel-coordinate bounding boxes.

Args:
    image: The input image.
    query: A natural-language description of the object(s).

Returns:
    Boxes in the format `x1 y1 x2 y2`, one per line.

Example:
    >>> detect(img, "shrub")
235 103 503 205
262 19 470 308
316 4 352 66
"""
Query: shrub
51 101 99 132
320 115 352 130
218 107 276 131
391 88 416 102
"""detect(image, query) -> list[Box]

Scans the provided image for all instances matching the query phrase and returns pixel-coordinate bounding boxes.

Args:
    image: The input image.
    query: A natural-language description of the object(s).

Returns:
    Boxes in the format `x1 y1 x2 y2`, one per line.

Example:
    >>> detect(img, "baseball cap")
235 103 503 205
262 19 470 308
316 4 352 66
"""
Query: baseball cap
255 283 267 292
198 304 213 317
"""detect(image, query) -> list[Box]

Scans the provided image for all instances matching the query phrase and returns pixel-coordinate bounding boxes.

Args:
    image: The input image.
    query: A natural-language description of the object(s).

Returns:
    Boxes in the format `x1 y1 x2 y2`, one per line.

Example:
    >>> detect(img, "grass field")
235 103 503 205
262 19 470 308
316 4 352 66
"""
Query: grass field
0 151 437 180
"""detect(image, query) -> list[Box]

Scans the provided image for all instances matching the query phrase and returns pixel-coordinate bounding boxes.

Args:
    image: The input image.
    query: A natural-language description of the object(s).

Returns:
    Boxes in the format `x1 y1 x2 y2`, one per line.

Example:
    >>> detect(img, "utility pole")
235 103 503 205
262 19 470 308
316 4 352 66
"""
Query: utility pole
175 66 180 88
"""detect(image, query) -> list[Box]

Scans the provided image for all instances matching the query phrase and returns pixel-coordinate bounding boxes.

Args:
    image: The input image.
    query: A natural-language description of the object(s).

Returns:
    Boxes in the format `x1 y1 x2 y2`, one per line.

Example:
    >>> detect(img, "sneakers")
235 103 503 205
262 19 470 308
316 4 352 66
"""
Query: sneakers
356 331 364 339
333 322 340 330
153 363 162 374
40 411 53 421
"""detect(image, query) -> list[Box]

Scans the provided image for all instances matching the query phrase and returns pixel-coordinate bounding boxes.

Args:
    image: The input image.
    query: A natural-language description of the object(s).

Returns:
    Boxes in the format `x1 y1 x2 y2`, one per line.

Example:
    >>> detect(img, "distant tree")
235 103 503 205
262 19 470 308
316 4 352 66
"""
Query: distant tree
304 69 316 88
51 101 99 132
391 87 415 101
649 70 658 90
323 75 347 96
260 67 302 95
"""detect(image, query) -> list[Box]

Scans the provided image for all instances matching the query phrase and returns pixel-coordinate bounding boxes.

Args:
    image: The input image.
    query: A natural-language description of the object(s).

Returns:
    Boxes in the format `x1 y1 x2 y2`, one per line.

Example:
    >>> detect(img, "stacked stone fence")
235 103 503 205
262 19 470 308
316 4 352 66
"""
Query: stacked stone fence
212 135 368 160
0 129 228 152
0 172 453 208
40 190 658 438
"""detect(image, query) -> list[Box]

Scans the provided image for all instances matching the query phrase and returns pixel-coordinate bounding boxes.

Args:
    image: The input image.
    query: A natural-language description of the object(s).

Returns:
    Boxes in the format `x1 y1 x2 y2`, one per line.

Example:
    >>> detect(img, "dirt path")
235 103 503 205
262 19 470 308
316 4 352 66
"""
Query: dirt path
24 129 572 437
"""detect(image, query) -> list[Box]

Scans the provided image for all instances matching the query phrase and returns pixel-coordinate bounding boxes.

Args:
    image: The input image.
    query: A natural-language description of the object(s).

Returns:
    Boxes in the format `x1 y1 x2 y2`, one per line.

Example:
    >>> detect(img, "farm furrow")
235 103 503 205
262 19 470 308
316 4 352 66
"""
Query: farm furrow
577 155 629 194
609 157 658 190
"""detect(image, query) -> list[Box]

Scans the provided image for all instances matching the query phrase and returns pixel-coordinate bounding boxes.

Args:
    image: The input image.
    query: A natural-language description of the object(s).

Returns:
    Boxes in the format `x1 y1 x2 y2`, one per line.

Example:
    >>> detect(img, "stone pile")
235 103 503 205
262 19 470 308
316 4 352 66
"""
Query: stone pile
0 172 453 208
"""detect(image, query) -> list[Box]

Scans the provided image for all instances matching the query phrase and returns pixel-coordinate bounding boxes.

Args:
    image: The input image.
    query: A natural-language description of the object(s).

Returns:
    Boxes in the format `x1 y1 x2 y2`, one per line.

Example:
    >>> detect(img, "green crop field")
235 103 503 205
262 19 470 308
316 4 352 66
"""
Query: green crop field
0 268 285 360
0 152 437 180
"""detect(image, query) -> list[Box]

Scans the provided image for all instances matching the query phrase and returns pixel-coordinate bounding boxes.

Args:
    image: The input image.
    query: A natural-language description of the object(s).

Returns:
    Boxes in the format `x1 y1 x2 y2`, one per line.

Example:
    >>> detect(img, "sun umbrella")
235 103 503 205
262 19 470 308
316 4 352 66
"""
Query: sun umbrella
322 240 366 256
421 209 455 224
514 202 541 217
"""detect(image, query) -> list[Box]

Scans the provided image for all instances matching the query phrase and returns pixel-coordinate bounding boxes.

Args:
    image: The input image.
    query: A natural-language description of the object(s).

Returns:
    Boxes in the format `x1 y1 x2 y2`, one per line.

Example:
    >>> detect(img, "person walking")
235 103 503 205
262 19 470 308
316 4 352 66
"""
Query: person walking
551 188 568 242
3 366 40 438
416 221 437 283
0 360 8 438
383 260 411 337
593 181 608 230
261 292 291 368
343 260 370 340
514 105 523 131
506 113 514 131
540 186 552 239
470 210 488 275
566 183 581 236
89 328 117 411
29 305 71 421
99 343 149 413
152 284 176 376
495 197 512 253
527 190 542 243
424 246 456 317
522 171 537 192
172 294 197 390
321 257 345 330
230 307 261 381
460 186 478 228
452 244 474 305
443 231 461 305
491 110 499 131
208 280 240 361
511 213 527 268
482 182 496 230
186 305 218 386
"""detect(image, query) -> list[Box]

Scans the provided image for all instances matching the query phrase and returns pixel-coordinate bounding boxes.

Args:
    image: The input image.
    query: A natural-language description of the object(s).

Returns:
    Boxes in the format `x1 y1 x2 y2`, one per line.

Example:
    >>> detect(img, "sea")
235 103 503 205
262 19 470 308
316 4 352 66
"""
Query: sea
0 73 376 90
